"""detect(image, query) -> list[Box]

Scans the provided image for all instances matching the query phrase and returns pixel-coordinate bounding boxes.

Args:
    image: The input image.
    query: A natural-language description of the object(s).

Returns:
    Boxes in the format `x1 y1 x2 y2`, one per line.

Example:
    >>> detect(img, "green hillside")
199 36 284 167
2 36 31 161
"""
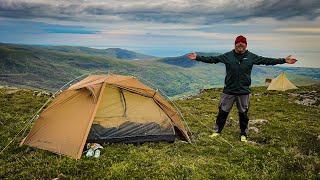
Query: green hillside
0 86 319 179
0 43 319 98
0 44 135 90
43 46 157 60
0 43 226 97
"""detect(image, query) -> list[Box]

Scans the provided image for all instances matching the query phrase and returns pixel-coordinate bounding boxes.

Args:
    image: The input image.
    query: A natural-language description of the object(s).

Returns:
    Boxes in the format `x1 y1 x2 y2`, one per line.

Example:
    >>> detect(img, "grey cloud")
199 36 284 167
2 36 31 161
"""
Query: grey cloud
0 1 76 20
251 0 320 20
0 0 319 24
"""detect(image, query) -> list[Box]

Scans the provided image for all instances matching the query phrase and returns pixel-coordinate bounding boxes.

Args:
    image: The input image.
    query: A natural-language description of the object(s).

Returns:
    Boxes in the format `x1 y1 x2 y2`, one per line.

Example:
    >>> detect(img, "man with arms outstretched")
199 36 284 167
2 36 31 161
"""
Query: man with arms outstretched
186 35 297 142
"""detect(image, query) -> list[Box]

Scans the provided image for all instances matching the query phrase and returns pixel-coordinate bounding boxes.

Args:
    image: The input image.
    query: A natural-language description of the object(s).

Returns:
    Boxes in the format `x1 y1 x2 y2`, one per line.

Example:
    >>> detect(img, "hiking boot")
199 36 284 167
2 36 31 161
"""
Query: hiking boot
209 132 220 138
240 135 247 143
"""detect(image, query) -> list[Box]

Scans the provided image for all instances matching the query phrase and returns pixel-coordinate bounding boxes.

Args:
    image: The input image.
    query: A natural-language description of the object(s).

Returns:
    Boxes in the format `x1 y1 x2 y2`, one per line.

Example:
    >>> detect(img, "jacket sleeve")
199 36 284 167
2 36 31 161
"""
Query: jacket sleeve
195 54 228 64
252 53 286 65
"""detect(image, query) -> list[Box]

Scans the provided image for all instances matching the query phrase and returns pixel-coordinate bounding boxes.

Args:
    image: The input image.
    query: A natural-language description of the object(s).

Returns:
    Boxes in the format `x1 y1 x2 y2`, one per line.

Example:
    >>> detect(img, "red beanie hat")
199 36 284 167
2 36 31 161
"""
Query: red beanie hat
235 35 247 45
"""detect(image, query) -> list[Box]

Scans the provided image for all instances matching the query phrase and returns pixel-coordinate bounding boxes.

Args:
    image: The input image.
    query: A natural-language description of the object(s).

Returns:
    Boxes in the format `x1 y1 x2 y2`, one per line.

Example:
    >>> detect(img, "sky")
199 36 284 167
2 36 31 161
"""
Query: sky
1 0 320 68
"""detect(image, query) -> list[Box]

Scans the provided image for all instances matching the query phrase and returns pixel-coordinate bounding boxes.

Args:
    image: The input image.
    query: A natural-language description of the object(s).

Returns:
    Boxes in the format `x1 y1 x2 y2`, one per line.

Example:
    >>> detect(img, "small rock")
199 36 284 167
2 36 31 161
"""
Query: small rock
177 96 192 100
194 98 201 100
226 119 235 127
289 93 300 97
249 127 260 133
249 119 269 126
6 90 18 94
253 93 262 96
300 91 308 95
317 135 320 141
248 141 258 145
52 173 66 180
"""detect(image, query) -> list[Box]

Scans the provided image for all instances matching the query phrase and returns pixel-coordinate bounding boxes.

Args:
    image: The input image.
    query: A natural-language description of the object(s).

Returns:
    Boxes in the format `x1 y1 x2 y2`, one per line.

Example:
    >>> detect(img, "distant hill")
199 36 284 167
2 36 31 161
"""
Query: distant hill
39 46 157 60
2 43 157 60
159 52 221 68
104 48 157 60
0 43 319 97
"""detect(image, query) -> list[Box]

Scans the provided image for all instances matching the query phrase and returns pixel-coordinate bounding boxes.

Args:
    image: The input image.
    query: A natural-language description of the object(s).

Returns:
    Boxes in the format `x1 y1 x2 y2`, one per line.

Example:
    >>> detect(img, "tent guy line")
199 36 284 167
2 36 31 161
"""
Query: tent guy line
0 73 91 155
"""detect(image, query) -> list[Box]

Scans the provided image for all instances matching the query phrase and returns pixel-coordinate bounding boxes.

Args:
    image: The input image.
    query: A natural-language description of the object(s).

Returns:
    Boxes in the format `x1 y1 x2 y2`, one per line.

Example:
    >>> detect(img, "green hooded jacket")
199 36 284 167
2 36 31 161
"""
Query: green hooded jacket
195 50 286 95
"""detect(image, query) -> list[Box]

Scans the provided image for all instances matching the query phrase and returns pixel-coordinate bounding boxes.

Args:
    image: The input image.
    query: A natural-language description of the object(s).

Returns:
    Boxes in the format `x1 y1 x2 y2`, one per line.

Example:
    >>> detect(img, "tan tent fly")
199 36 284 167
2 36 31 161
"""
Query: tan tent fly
267 72 298 91
21 74 191 159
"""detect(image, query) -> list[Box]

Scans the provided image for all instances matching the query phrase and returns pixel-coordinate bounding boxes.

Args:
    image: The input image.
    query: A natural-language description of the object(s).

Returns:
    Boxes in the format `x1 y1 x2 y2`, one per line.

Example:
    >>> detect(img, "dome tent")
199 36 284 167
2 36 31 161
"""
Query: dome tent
267 72 298 91
21 74 190 159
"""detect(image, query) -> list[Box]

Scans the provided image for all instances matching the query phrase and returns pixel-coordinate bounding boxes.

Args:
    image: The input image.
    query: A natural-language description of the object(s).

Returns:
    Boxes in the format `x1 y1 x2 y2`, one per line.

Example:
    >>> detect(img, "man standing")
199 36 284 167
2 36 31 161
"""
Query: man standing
186 35 297 142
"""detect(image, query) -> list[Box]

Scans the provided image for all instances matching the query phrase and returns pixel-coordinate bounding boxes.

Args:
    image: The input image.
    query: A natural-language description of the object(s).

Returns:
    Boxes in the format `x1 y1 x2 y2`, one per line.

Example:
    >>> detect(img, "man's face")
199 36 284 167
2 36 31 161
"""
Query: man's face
235 42 247 54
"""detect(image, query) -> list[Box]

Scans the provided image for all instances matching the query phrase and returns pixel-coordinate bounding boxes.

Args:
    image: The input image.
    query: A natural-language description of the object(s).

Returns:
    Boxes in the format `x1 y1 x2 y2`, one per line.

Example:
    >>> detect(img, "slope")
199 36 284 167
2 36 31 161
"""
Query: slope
43 46 157 60
1 43 320 97
0 86 319 179
0 43 225 97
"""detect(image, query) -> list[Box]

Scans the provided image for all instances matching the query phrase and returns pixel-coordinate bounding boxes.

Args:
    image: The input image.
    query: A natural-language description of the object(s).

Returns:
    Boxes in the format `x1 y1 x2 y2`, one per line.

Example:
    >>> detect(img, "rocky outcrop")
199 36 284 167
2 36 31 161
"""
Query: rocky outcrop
289 91 319 107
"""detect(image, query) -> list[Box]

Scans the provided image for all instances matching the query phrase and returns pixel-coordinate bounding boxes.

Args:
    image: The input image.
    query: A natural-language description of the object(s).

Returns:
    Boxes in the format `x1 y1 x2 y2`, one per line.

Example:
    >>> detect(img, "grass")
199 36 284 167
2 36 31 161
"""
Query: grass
0 86 319 179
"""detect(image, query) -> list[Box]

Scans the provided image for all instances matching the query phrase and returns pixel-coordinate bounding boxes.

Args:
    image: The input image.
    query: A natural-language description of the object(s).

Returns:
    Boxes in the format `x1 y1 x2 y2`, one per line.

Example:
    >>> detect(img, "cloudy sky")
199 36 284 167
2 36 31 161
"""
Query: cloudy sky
1 0 320 67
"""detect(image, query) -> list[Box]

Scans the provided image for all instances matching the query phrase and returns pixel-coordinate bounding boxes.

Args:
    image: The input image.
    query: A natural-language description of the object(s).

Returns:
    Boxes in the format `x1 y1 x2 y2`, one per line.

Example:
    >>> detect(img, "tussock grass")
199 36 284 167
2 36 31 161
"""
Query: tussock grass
0 86 319 179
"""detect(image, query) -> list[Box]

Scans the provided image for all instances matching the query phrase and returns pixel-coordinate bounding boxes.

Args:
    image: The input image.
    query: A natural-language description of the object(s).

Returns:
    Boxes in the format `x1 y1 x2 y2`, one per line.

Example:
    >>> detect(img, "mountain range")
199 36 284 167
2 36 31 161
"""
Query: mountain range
0 42 319 97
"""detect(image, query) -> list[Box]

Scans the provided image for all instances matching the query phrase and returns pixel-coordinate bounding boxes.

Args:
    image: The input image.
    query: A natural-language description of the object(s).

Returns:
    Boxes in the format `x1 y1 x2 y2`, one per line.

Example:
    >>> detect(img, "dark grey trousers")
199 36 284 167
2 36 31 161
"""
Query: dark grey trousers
213 93 250 136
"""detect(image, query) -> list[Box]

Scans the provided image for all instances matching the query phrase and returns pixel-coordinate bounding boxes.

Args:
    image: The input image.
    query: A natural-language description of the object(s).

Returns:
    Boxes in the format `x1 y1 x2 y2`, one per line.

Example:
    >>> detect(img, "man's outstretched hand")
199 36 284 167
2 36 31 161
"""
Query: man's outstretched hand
285 55 298 64
186 52 197 60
